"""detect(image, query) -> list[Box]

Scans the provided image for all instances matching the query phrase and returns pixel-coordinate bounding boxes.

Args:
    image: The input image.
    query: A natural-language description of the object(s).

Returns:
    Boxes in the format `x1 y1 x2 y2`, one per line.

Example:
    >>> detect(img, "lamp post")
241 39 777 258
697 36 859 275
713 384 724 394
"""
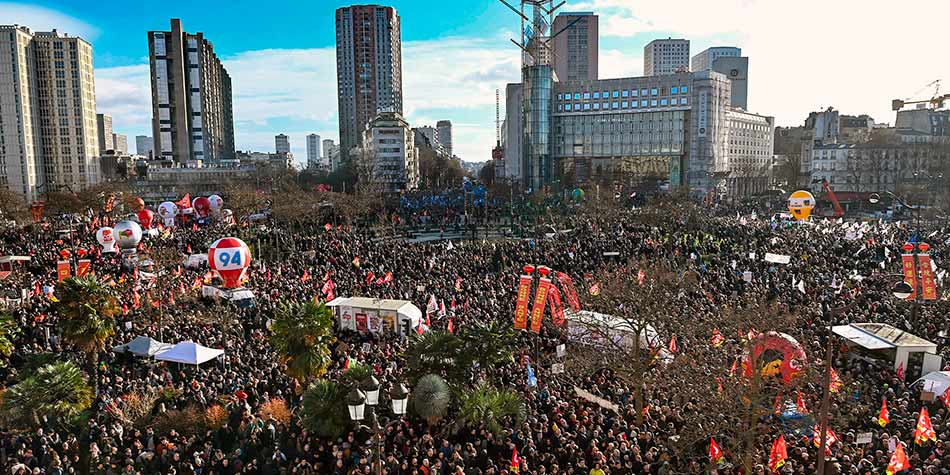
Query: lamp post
347 380 410 475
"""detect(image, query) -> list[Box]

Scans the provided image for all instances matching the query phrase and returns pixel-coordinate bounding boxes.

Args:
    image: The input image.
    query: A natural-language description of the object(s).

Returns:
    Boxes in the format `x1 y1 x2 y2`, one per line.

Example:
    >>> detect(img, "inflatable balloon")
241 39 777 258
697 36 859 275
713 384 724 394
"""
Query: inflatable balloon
157 201 179 227
193 197 211 218
137 208 154 229
134 197 145 211
742 331 807 384
208 195 224 213
59 249 71 259
208 237 251 289
113 220 143 251
96 227 117 253
787 190 815 221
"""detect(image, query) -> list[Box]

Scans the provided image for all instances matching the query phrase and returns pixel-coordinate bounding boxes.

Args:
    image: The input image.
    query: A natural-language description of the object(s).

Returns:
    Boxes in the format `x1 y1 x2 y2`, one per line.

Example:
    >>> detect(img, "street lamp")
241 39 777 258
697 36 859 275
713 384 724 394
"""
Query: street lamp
348 382 411 475
892 281 914 300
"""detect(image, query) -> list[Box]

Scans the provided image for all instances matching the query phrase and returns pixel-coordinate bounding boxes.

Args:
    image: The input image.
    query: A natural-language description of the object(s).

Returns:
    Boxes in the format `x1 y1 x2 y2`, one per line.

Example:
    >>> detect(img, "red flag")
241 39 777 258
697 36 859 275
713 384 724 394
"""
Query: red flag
830 368 843 392
454 276 462 292
900 253 918 300
192 222 198 232
729 358 737 378
321 279 335 298
896 362 905 381
365 272 375 285
914 407 937 445
710 328 724 347
796 391 808 414
708 438 724 464
176 194 191 209
918 254 938 300
383 272 393 284
941 387 950 409
887 441 910 475
879 398 890 427
438 299 447 318
668 335 677 354
637 269 645 286
352 256 360 268
122 304 129 316
768 435 787 471
301 270 310 283
324 223 332 231
547 286 566 327
510 446 520 473
588 283 600 296
132 290 141 309
416 322 424 335
187 244 192 254
773 393 783 415
813 425 838 449
554 272 580 311
447 318 454 334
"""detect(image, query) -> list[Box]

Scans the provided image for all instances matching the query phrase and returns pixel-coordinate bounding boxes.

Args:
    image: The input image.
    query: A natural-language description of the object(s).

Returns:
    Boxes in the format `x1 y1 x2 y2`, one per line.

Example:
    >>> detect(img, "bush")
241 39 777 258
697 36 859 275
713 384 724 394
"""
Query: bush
122 389 159 426
152 406 205 437
258 398 292 426
204 405 228 430
412 374 451 424
299 380 349 438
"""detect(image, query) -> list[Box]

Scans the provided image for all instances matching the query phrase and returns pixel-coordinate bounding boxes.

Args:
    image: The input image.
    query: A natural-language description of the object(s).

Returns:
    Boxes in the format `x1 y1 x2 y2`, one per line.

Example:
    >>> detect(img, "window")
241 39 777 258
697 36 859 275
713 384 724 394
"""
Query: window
602 91 608 98
602 102 609 109
593 92 600 99
660 99 668 106
650 100 658 107
631 90 638 97
681 86 689 94
583 92 590 100
671 98 678 105
641 89 648 96
641 100 648 107
612 91 619 98
558 104 563 111
681 98 688 105
631 101 638 108
612 102 619 109
671 86 678 94
593 103 599 110
622 90 629 97
573 93 581 100
651 88 658 96
557 94 562 100
583 103 591 110
622 101 629 108
565 104 572 111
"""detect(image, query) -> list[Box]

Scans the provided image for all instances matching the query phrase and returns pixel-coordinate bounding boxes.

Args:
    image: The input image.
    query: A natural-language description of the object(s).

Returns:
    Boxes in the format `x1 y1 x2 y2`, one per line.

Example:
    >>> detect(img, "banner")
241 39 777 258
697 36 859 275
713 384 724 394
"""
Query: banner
548 286 566 327
56 260 71 282
514 274 533 330
764 253 792 265
529 276 552 333
901 254 918 300
76 259 91 277
555 272 580 311
355 313 368 332
918 254 938 301
0 261 11 280
30 203 44 224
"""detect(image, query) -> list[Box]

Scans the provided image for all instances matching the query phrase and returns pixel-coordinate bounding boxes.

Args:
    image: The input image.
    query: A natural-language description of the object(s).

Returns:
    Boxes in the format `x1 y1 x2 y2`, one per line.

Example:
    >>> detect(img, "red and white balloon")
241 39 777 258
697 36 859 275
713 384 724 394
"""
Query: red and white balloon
193 197 211 218
96 227 116 253
208 237 251 289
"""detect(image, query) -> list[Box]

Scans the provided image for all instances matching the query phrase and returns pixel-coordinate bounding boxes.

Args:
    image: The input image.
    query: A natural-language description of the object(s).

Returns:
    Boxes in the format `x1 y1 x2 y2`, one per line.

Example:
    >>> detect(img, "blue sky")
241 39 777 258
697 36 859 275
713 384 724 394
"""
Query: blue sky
3 0 948 165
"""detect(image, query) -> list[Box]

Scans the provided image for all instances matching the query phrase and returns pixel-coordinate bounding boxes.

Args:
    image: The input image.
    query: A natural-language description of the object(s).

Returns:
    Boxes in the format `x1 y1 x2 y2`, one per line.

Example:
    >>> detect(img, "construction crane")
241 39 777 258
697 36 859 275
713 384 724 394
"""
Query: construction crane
812 179 844 218
892 79 949 111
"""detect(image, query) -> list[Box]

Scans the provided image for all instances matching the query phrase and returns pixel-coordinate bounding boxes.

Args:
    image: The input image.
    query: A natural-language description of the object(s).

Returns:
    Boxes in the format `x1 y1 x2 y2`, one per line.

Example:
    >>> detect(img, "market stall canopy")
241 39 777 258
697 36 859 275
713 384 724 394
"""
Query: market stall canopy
914 371 950 396
326 297 422 335
833 323 937 352
112 336 173 357
154 341 224 365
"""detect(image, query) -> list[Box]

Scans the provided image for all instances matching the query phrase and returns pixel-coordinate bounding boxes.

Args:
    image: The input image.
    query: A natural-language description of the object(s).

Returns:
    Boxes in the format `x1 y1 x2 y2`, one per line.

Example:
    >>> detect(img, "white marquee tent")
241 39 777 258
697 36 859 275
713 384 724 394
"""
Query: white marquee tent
154 341 224 365
112 336 173 357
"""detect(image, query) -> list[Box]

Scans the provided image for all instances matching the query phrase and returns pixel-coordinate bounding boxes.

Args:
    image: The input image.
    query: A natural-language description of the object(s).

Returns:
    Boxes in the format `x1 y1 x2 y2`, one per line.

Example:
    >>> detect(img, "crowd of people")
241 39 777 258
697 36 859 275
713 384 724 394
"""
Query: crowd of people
0 194 948 475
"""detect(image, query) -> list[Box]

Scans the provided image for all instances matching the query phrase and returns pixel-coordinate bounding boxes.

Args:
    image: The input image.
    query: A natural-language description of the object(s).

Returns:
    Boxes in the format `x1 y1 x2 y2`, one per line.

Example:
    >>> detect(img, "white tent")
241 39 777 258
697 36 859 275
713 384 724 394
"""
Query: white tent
112 336 173 357
327 297 422 336
154 341 224 365
565 309 669 360
914 371 950 396
833 322 941 379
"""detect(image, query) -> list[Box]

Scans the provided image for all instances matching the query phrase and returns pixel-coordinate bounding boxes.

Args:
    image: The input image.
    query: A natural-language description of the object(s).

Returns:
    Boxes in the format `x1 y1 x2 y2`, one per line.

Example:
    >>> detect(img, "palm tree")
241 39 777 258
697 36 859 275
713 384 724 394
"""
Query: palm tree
2 360 94 428
456 384 526 436
0 312 20 366
269 301 336 384
405 331 464 383
457 319 519 371
412 374 451 425
55 276 118 391
299 379 349 438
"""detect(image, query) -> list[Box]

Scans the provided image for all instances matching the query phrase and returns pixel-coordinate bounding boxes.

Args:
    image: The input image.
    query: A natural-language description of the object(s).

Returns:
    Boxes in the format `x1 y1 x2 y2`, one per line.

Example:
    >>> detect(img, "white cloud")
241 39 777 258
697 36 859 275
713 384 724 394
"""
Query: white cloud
600 49 642 79
0 3 99 40
95 65 151 133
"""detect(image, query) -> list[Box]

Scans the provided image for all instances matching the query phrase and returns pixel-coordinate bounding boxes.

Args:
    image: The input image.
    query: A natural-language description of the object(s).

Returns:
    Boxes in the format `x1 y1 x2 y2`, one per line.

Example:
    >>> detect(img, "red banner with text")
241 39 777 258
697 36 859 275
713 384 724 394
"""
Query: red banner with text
530 277 552 333
514 274 533 330
56 260 71 282
555 271 581 311
918 254 938 301
900 254 917 300
548 286 566 327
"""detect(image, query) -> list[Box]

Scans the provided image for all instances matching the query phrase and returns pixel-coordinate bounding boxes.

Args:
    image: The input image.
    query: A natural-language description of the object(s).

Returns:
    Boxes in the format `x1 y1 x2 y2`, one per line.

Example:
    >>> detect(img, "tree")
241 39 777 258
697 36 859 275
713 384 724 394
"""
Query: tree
269 301 337 384
299 379 349 438
2 360 93 428
455 384 525 436
0 313 19 366
55 276 118 392
405 331 465 384
456 319 519 374
411 374 451 425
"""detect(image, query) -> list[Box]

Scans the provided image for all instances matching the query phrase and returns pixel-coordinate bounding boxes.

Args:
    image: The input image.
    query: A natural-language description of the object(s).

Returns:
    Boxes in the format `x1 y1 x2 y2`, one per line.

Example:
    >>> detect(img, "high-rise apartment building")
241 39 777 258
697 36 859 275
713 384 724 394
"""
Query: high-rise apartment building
362 112 418 192
306 134 321 169
643 38 690 76
691 47 741 72
692 47 748 110
436 120 453 157
275 134 290 154
112 133 128 154
336 5 403 164
135 135 154 158
148 19 235 163
0 25 100 201
97 113 114 152
551 12 598 81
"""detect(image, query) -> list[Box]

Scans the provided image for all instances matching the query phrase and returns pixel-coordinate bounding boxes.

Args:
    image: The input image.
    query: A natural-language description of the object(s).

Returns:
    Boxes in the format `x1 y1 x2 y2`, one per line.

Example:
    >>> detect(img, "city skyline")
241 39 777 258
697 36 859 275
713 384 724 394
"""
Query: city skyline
3 0 948 166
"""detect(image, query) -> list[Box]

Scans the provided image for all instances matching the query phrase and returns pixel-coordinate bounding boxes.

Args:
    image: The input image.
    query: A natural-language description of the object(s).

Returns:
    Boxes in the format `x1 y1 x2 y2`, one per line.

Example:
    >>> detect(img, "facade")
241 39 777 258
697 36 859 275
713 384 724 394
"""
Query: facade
808 143 948 197
324 139 341 171
336 5 403 165
414 126 446 156
135 135 154 158
643 39 689 76
275 134 290 154
724 108 774 196
504 83 524 182
691 47 741 72
97 113 114 152
0 25 101 200
436 120 453 157
361 112 418 192
896 109 950 140
306 134 321 169
112 133 128 154
551 12 598 82
148 19 235 164
235 150 294 170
